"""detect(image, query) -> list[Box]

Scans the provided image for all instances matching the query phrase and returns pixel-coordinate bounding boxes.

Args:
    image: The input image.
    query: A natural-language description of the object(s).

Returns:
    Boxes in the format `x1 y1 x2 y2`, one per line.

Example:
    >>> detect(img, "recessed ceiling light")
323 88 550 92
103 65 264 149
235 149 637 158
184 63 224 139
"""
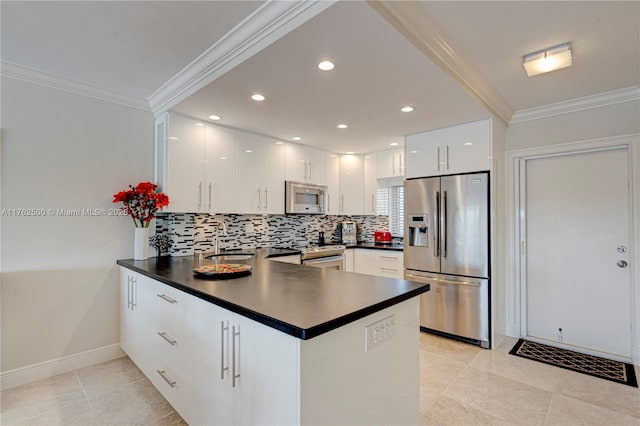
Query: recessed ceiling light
220 156 228 160
208 115 221 121
251 94 265 101
195 122 204 127
365 155 372 159
318 60 335 71
464 142 473 146
168 136 179 141
346 151 354 154
275 141 284 145
390 142 399 146
409 150 418 154
329 154 337 158
337 124 348 129
523 42 572 77
292 136 302 141
400 106 414 113
245 150 253 153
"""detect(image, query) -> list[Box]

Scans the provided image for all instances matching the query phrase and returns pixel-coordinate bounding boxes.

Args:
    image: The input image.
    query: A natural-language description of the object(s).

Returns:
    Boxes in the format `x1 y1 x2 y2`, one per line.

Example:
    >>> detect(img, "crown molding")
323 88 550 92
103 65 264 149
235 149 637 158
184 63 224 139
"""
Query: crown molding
148 0 335 116
368 0 513 127
510 87 640 124
0 61 151 112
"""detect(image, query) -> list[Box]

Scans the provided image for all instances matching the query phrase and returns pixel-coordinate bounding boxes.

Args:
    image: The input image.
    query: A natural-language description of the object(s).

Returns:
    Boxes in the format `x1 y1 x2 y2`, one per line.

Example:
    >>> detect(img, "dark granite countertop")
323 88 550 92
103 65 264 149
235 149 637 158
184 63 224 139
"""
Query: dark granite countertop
117 248 427 340
347 242 404 251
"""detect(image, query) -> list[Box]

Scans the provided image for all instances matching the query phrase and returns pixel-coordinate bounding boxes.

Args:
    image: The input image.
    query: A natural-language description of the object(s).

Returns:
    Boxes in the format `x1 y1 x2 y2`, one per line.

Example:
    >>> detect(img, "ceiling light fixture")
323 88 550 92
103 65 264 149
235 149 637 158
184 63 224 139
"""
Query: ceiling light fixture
464 142 473 146
292 136 302 141
346 151 354 155
168 136 179 141
337 124 348 129
400 106 414 113
409 150 418 154
523 42 572 77
390 142 399 146
195 122 204 127
245 150 253 153
208 115 221 121
318 60 335 71
251 94 265 101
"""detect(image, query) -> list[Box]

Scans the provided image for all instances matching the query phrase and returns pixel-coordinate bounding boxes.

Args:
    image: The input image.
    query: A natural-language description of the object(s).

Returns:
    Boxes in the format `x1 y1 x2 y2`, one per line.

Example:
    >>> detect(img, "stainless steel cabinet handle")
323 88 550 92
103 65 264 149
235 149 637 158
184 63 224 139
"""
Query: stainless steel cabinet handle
157 370 176 388
380 256 398 260
617 260 628 268
380 267 399 272
157 331 177 346
392 154 396 176
371 194 375 213
157 293 177 304
198 182 203 210
308 162 312 182
127 276 132 310
221 321 229 379
341 195 344 213
263 188 268 211
446 145 450 170
443 190 448 258
232 325 240 388
208 182 212 210
437 147 441 171
328 194 331 212
257 187 261 211
130 277 137 310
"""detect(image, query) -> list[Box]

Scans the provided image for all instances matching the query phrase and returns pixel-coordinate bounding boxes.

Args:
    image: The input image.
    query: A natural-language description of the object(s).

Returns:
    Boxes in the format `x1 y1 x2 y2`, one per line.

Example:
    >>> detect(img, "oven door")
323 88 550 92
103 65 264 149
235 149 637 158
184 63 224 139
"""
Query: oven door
302 255 345 270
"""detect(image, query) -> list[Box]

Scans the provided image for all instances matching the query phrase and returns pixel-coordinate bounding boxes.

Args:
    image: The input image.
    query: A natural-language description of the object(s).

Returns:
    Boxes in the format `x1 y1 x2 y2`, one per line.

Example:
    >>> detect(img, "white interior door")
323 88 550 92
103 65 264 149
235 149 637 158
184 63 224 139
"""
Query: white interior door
522 147 632 359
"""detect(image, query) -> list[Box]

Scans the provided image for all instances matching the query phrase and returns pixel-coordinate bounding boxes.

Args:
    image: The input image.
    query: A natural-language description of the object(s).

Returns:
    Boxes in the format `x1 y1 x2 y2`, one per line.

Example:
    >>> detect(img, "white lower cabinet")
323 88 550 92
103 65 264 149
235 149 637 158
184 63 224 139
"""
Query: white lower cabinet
352 249 404 279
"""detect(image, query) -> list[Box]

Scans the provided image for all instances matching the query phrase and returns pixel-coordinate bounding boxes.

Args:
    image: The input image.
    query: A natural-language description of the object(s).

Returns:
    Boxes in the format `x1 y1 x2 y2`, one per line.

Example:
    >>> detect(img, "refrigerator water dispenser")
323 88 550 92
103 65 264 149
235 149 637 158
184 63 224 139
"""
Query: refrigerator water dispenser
407 215 429 247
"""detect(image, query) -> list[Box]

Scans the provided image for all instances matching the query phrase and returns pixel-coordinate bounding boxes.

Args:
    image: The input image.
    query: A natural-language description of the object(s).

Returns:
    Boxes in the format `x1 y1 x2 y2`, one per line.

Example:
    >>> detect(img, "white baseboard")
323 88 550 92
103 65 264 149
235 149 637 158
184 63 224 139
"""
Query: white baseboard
634 344 640 366
505 321 520 338
1 343 125 390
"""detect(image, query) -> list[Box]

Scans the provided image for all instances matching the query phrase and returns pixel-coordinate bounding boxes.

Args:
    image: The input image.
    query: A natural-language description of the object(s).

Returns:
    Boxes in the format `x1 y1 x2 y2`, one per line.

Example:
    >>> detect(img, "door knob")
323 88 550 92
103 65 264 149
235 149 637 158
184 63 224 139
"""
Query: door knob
617 260 628 268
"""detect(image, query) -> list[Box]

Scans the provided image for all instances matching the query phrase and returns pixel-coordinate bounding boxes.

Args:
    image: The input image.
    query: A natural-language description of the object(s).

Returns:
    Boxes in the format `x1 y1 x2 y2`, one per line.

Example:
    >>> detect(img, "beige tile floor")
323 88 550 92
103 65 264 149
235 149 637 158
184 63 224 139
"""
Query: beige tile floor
2 333 639 425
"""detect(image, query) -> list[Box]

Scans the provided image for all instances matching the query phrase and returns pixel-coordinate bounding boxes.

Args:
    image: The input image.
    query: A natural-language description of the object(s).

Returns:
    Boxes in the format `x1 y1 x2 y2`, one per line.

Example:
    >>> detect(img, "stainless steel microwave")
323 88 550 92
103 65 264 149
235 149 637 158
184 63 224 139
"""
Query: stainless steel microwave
285 181 327 214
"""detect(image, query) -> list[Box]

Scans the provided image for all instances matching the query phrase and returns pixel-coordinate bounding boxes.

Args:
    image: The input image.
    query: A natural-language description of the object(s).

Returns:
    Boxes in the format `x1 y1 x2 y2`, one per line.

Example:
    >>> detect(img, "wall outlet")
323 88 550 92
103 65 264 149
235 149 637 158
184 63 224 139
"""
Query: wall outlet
245 223 254 234
365 315 395 352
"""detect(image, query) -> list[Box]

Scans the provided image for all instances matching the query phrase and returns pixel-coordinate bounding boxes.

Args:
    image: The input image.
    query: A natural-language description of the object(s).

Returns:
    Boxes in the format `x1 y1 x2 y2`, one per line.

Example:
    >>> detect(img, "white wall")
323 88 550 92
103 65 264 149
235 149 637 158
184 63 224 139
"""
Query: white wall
501 94 640 362
1 77 153 373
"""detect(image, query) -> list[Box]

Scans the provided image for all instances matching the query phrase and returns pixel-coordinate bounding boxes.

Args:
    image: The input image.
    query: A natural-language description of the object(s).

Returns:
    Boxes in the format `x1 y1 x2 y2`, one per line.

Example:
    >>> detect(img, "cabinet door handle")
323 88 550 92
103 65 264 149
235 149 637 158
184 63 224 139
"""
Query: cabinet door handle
371 194 375 213
308 162 312 182
302 161 307 182
392 154 396 176
232 325 240 388
380 267 399 272
437 147 441 171
157 370 176 388
157 293 177 304
157 331 177 346
263 188 268 211
131 277 137 309
221 321 229 379
446 145 450 170
198 182 203 210
380 256 398 260
327 193 331 212
208 182 212 210
127 276 132 310
257 187 261 211
341 195 344 213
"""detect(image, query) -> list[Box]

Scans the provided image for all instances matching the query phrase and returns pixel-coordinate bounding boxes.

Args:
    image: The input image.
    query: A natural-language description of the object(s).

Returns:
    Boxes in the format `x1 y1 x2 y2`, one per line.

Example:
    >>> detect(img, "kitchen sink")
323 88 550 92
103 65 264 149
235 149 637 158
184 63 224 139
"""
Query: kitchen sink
207 253 255 261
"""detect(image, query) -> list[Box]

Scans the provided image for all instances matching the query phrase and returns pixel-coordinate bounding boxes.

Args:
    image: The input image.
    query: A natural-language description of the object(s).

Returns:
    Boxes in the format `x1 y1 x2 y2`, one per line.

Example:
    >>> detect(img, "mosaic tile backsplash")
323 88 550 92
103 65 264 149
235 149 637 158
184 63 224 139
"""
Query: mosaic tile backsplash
155 213 390 256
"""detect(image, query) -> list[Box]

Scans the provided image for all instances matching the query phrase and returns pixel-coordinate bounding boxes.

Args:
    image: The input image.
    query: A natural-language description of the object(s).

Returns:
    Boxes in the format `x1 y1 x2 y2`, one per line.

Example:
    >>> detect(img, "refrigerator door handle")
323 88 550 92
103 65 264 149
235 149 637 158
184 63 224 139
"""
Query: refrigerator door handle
404 273 482 288
435 191 440 257
443 190 448 258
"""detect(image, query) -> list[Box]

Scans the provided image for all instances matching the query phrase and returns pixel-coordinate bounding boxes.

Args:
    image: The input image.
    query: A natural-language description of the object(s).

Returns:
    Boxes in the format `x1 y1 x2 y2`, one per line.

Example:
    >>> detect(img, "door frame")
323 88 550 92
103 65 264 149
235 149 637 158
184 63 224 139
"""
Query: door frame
505 134 640 364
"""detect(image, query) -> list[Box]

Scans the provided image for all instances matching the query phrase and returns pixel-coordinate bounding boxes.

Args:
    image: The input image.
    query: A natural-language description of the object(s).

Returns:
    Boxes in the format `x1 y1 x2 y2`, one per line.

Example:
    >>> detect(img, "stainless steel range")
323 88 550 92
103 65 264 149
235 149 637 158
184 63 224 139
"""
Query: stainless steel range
299 244 346 270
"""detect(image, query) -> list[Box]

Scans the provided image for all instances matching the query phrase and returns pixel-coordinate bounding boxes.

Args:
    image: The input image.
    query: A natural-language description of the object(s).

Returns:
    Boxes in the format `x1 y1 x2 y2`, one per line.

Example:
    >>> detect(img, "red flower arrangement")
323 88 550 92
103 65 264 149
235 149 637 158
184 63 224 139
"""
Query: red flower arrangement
113 181 169 228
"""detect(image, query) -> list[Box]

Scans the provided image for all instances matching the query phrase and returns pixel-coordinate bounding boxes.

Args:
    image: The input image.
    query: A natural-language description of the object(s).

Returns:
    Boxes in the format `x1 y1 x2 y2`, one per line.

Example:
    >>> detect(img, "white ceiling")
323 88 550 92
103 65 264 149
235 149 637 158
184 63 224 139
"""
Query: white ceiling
0 1 263 98
1 1 638 153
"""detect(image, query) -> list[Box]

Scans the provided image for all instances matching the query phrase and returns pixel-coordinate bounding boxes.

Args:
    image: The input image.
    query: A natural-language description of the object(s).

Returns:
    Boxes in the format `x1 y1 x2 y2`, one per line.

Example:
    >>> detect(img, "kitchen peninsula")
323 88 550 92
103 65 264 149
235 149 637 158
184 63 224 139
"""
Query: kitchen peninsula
117 249 429 425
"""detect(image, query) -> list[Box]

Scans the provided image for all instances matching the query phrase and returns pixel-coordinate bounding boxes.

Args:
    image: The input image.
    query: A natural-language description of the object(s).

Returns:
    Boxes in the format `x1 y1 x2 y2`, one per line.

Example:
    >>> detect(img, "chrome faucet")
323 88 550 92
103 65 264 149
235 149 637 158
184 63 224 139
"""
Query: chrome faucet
214 220 228 255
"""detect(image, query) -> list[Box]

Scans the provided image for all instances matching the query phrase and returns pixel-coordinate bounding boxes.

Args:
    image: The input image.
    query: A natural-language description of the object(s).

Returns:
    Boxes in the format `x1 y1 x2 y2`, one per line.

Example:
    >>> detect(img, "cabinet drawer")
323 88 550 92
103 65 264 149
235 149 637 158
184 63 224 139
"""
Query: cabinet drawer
370 252 402 265
147 354 194 424
372 264 403 279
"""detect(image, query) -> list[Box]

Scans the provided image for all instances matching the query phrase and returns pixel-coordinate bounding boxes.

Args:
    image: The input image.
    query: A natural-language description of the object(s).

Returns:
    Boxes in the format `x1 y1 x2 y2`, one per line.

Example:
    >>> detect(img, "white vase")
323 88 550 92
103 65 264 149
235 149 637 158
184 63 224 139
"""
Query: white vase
134 227 150 260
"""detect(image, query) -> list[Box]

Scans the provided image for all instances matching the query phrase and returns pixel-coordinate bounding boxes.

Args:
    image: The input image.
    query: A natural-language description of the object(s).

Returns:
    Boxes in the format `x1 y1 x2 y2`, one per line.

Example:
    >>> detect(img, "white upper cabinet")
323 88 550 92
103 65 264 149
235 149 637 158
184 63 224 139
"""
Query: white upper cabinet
376 148 404 178
363 154 377 215
285 143 325 184
405 119 491 178
163 114 237 213
325 153 340 215
205 124 236 213
165 114 207 213
235 131 285 214
339 154 364 215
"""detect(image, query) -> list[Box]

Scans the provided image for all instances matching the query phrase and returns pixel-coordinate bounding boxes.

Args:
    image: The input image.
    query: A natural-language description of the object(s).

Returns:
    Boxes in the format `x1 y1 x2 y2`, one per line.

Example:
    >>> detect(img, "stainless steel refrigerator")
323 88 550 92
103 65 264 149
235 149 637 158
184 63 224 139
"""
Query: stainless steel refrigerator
403 172 490 348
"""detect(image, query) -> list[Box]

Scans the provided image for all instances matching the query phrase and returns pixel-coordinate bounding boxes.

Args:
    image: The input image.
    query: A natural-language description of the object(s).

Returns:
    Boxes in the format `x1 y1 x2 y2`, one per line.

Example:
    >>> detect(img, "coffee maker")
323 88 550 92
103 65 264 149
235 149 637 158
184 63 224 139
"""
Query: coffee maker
341 221 357 245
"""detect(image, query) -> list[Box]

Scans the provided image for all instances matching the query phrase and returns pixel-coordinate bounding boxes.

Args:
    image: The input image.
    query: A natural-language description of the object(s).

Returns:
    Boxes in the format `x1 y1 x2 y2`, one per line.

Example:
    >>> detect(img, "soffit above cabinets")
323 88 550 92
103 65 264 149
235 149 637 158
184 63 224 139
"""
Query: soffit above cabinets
0 1 264 99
